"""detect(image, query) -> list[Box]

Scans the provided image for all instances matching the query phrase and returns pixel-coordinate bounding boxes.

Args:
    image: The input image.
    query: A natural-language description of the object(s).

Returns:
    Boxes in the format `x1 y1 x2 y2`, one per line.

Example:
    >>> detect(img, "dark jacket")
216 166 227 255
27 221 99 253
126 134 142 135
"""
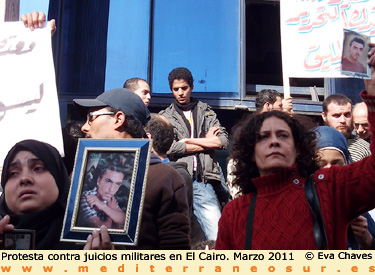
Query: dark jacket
135 153 191 249
167 161 205 243
160 101 228 182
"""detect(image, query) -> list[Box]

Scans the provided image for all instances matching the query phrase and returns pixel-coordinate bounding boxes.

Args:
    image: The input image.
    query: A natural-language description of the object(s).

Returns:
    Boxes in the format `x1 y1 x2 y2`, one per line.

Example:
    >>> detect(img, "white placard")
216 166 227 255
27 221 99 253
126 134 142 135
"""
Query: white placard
280 0 375 79
0 21 64 174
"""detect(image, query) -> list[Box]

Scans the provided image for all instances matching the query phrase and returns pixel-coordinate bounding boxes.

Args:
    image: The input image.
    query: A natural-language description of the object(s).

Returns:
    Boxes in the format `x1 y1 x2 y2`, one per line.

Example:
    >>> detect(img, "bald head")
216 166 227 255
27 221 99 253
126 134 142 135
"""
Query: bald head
353 102 370 140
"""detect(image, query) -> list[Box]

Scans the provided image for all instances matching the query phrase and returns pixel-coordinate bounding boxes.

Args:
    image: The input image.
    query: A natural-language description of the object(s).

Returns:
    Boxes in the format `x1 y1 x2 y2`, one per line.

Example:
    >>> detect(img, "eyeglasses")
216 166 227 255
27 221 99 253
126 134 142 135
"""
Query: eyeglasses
86 111 115 125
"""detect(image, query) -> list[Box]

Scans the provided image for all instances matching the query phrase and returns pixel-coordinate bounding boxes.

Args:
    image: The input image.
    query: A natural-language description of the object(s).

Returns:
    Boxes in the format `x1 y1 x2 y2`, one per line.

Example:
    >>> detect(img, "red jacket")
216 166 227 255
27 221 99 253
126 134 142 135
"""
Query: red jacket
216 91 375 250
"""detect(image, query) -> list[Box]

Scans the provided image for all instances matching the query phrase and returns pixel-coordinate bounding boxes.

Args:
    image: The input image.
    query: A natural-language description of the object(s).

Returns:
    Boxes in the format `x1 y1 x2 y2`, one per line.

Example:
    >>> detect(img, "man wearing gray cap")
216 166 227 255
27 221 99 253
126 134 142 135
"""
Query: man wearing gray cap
74 88 191 249
74 88 150 139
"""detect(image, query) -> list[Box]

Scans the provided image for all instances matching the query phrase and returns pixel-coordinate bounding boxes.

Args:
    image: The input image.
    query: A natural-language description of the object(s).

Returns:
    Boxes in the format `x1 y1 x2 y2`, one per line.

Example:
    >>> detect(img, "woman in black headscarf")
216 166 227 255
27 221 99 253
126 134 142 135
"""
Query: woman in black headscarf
0 139 78 249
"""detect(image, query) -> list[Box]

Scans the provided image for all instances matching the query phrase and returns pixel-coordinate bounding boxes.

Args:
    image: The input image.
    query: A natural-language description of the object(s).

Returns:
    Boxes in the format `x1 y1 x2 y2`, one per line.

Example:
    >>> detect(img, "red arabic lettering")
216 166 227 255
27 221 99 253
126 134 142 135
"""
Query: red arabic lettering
298 7 339 32
304 42 342 72
348 8 368 28
328 0 343 4
286 1 373 34
286 11 309 24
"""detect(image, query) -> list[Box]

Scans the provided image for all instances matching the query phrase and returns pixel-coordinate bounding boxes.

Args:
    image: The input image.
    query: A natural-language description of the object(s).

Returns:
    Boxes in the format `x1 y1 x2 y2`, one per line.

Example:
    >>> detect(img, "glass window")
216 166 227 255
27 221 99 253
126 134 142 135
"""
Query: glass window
245 1 324 100
151 0 241 99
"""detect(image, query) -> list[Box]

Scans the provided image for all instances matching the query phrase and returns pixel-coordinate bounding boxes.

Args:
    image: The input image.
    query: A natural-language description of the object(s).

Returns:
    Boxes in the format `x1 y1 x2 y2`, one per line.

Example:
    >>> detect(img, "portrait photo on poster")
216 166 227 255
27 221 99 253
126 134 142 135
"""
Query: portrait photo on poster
60 139 151 246
341 29 371 79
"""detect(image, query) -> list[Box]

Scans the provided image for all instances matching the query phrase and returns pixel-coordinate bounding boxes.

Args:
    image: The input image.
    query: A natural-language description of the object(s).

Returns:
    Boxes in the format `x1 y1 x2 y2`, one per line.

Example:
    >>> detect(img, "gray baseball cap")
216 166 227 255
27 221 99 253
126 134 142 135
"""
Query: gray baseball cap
73 88 150 125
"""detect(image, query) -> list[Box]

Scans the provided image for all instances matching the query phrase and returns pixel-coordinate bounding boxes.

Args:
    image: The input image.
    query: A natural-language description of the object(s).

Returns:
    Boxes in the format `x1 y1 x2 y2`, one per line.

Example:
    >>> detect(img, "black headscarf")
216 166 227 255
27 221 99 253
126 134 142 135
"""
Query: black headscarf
0 140 77 249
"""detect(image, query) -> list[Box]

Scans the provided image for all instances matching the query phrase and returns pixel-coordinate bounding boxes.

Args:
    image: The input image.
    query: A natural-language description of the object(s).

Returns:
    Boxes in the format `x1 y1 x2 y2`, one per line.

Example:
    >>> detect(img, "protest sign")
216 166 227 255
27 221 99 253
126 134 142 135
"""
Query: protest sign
280 0 375 86
0 21 63 175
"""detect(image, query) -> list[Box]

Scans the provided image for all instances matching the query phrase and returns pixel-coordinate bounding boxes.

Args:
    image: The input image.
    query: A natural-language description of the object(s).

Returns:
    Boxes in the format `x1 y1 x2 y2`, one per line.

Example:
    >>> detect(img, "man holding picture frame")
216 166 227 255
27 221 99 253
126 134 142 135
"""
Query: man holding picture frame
73 88 191 249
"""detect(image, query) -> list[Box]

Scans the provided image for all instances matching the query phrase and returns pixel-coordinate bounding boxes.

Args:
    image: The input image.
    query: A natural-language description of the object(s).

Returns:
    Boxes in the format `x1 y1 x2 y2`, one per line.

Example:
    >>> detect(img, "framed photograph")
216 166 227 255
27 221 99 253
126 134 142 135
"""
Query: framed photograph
60 139 151 246
341 29 371 79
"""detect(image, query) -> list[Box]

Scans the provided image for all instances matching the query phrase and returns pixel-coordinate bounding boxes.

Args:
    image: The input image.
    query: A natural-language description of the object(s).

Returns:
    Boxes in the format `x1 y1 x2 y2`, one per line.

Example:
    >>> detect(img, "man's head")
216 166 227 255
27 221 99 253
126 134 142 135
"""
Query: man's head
168 67 194 104
255 89 283 113
144 114 174 159
73 88 150 139
322 94 353 139
353 102 370 140
123 78 151 106
95 154 127 202
347 37 365 63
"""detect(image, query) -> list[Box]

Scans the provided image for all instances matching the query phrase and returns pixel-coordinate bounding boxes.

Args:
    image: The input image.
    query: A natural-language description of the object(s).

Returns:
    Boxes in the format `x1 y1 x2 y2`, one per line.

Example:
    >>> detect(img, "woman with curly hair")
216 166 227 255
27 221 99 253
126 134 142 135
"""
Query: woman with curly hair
216 55 375 249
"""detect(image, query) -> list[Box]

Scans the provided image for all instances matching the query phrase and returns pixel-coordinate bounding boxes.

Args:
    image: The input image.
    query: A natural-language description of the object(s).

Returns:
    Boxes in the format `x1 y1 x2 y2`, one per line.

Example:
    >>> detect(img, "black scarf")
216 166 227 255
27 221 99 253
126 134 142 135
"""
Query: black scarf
0 140 78 249
172 98 204 181
173 98 199 137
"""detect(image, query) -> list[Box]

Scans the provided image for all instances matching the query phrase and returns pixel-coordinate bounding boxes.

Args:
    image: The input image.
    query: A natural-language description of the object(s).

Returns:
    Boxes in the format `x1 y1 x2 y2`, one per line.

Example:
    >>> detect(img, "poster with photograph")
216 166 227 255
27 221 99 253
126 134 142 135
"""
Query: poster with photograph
280 0 375 78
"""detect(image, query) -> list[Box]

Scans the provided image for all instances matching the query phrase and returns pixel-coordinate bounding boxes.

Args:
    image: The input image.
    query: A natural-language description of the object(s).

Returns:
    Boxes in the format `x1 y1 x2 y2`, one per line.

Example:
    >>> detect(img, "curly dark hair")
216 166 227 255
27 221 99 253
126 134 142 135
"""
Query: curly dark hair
168 67 194 90
231 111 318 194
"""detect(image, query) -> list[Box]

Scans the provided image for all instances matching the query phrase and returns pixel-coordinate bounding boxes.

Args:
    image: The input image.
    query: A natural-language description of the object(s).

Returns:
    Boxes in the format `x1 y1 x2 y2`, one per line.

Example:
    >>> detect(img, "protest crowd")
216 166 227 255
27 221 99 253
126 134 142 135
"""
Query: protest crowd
1 11 375 251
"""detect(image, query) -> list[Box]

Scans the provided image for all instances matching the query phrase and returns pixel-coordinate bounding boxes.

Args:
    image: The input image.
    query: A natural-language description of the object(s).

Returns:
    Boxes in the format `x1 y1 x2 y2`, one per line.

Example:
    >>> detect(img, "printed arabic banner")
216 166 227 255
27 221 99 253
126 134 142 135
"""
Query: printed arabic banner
0 22 64 174
280 0 375 78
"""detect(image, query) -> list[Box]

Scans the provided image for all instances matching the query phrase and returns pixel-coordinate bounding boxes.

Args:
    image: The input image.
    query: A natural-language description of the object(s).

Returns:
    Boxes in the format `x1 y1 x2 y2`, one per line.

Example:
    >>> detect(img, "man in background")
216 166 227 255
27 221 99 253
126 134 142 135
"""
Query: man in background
123 78 151 106
255 89 293 114
322 94 371 162
160 67 228 241
144 113 206 244
353 102 371 143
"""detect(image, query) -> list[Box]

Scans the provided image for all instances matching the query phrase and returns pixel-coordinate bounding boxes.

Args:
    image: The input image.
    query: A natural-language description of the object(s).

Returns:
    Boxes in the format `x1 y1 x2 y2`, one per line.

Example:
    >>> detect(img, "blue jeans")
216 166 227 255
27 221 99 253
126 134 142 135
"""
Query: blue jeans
193 180 222 240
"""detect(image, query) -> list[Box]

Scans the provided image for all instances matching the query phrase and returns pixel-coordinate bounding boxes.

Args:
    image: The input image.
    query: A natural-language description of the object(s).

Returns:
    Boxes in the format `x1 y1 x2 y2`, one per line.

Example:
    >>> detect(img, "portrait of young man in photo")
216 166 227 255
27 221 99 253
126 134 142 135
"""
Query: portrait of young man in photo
76 153 132 230
342 33 369 75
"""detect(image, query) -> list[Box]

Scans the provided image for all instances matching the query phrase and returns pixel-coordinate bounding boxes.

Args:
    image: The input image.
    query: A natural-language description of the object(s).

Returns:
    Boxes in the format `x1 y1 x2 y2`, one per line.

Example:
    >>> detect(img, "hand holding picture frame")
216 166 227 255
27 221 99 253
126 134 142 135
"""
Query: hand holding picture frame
60 139 151 246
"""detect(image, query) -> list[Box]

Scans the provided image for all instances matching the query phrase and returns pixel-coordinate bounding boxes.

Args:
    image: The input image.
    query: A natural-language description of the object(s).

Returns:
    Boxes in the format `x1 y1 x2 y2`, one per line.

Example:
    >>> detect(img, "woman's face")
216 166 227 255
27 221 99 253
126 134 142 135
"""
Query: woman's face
316 149 345 169
4 151 59 214
255 117 297 176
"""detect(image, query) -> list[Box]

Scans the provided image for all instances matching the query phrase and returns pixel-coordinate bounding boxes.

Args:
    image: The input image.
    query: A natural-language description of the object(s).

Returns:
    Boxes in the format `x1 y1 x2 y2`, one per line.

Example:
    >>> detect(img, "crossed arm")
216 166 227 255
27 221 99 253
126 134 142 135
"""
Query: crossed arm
85 195 125 228
179 126 224 154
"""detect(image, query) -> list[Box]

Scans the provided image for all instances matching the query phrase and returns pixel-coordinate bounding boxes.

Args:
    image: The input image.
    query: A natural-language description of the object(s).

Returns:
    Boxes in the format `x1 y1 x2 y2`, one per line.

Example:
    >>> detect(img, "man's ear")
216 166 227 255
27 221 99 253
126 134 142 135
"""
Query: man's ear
264 102 272 112
114 112 126 130
321 111 327 123
145 132 152 139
